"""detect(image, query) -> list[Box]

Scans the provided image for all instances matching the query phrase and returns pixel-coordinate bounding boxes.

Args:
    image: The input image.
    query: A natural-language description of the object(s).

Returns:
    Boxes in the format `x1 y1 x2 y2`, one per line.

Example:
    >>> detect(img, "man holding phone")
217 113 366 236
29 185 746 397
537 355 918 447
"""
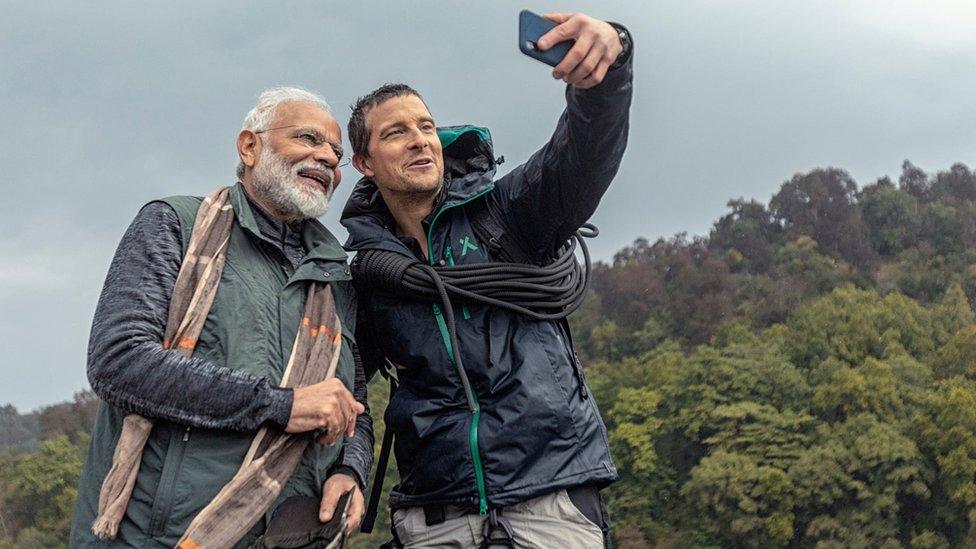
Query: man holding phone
340 12 632 547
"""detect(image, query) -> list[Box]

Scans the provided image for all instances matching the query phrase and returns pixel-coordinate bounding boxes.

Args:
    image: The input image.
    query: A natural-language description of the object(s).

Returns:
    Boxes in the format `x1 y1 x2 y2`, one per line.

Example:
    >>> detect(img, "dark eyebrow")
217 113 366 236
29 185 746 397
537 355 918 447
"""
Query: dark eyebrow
378 121 406 136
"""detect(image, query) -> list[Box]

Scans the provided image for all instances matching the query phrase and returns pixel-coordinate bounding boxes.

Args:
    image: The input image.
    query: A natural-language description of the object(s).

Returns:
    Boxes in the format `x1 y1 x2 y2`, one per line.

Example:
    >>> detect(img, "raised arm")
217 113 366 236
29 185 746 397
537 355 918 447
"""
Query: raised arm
493 13 633 259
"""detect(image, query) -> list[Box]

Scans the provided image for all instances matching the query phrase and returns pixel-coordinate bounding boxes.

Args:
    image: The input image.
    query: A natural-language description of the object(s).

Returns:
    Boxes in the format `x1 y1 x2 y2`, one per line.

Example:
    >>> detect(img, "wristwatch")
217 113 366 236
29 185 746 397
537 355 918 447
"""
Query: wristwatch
608 23 633 70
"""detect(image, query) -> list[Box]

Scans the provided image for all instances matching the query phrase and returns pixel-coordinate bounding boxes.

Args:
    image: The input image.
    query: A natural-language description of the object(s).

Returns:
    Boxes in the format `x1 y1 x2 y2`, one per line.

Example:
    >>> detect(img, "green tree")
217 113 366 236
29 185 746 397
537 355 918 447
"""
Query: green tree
785 286 936 370
790 415 928 547
911 377 976 544
769 168 876 268
859 177 920 255
607 386 672 544
0 434 87 545
682 450 795 548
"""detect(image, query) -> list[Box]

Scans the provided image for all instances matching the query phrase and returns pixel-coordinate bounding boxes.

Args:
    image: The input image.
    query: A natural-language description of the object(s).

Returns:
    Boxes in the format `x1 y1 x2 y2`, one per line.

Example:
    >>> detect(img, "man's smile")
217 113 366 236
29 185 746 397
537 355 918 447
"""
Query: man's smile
405 156 435 170
297 168 331 191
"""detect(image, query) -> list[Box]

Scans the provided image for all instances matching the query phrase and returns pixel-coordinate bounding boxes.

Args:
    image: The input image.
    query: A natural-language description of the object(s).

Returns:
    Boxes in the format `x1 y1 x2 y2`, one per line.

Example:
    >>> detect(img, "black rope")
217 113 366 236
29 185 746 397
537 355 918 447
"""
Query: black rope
353 224 597 322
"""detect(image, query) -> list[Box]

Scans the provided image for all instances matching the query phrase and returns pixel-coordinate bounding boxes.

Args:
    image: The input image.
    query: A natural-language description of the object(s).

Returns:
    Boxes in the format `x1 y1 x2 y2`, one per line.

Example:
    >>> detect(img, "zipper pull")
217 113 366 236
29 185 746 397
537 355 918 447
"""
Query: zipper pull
572 353 589 400
182 427 190 442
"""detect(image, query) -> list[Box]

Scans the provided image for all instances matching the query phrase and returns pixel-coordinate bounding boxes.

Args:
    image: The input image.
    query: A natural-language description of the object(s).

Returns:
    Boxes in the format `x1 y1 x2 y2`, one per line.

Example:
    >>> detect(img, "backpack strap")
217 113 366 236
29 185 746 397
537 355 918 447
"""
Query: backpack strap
361 377 397 534
466 193 536 265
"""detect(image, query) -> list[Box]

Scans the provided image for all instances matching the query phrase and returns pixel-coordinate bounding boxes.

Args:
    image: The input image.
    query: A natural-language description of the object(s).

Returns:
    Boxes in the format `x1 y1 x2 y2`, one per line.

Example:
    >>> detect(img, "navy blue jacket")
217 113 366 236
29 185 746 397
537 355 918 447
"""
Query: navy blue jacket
341 53 632 512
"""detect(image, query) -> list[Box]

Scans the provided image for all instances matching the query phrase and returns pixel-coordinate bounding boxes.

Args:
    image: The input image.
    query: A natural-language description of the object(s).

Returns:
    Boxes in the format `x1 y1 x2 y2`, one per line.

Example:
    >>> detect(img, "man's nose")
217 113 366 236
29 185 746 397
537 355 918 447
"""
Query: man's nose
406 128 430 150
312 145 339 168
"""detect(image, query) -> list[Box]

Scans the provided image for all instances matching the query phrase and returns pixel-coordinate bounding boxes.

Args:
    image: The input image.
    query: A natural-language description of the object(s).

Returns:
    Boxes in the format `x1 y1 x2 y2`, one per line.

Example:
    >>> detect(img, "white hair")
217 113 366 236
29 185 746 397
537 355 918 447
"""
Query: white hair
236 86 332 179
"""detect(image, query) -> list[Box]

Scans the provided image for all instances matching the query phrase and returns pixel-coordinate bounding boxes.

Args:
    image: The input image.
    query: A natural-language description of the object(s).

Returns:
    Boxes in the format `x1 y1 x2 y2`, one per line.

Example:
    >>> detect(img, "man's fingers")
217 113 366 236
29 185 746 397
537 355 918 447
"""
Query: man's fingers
542 12 572 24
345 487 365 533
325 416 343 445
319 482 344 522
564 46 603 85
552 34 594 80
536 14 581 51
574 54 613 89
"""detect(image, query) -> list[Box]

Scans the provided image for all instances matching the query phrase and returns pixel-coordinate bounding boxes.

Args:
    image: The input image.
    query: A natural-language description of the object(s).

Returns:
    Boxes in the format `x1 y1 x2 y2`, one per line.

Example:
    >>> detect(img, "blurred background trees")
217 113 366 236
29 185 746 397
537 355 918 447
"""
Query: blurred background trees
5 161 976 547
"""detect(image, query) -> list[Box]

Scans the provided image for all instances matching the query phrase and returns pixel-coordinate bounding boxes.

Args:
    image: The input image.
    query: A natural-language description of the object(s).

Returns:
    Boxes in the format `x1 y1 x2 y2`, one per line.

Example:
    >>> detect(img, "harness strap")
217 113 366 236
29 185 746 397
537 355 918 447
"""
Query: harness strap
479 508 516 548
361 378 398 534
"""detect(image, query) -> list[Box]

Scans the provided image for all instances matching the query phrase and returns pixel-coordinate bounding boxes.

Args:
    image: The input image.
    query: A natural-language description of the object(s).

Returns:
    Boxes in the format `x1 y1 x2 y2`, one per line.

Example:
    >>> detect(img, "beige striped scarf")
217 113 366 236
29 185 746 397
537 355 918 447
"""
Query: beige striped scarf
92 186 343 548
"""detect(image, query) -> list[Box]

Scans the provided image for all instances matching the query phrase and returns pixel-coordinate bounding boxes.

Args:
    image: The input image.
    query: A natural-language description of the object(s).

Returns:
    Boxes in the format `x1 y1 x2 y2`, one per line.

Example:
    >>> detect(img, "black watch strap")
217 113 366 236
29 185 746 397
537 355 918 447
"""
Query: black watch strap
608 22 633 70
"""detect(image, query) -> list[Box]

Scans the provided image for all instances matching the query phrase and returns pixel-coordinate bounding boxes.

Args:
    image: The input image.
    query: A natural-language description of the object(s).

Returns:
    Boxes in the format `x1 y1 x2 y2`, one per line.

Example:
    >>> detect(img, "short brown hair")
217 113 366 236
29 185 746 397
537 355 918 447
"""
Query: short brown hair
348 83 425 158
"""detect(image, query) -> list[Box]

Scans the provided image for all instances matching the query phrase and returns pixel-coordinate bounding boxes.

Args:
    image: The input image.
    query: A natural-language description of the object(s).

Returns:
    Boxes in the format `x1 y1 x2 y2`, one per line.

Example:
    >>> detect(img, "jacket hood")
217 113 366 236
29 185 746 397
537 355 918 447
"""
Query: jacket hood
340 125 498 252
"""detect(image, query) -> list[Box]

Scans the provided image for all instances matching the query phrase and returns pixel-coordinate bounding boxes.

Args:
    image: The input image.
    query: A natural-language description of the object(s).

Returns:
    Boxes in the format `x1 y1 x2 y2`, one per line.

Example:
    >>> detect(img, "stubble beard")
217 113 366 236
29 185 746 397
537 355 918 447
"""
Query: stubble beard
250 146 333 222
396 167 443 200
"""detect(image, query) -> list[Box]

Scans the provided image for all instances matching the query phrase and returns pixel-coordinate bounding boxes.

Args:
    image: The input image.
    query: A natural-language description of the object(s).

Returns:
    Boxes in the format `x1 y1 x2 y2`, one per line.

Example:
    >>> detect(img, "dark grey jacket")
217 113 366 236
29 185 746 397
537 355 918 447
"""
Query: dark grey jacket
340 52 633 512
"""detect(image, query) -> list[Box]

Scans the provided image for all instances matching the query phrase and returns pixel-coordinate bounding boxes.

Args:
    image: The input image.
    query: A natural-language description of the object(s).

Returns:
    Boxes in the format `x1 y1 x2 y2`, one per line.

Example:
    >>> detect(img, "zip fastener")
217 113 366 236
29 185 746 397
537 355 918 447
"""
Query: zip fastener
571 352 589 400
427 187 493 515
149 426 191 536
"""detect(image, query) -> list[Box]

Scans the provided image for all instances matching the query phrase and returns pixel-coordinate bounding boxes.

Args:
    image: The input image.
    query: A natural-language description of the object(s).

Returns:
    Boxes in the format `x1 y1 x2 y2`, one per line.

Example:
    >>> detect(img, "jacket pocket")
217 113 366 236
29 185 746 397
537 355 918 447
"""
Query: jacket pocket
148 425 190 536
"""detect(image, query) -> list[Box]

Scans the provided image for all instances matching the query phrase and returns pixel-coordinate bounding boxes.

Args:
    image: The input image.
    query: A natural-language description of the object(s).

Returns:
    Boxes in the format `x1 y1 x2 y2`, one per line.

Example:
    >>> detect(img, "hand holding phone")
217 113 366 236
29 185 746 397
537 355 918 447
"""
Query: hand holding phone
519 10 572 67
519 11 625 89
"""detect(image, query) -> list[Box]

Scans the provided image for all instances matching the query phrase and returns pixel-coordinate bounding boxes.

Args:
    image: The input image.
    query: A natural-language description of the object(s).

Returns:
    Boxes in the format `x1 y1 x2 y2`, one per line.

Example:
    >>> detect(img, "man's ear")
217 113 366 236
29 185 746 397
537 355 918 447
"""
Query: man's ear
237 130 261 174
352 154 374 177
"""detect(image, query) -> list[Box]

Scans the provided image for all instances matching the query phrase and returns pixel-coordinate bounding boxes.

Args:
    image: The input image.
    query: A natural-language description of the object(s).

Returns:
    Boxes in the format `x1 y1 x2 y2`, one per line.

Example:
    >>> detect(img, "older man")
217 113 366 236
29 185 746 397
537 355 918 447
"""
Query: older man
70 87 372 548
342 12 631 548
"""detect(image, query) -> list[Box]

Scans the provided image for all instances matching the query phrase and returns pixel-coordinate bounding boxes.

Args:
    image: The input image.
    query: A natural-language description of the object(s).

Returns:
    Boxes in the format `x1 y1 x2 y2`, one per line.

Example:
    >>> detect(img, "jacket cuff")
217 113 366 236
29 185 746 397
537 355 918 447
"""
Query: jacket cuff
328 464 367 491
265 386 294 430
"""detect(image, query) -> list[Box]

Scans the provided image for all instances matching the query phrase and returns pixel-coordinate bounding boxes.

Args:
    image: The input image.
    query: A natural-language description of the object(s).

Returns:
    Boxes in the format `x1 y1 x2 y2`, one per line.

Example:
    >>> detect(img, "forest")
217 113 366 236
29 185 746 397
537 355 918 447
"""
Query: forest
3 161 976 548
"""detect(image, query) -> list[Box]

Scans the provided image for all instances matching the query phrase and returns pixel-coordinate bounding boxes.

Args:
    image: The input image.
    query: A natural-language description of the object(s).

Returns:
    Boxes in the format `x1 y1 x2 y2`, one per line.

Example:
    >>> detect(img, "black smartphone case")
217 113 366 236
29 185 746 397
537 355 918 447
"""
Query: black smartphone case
518 10 572 67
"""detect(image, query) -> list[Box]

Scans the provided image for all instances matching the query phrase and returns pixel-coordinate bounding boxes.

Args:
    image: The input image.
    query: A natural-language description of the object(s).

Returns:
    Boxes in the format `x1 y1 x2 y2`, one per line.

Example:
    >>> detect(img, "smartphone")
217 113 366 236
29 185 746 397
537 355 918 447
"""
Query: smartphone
519 10 572 67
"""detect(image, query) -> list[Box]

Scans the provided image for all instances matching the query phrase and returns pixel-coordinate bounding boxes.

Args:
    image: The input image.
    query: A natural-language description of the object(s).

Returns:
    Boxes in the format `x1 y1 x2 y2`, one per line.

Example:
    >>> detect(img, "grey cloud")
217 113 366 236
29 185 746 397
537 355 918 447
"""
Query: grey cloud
2 1 974 409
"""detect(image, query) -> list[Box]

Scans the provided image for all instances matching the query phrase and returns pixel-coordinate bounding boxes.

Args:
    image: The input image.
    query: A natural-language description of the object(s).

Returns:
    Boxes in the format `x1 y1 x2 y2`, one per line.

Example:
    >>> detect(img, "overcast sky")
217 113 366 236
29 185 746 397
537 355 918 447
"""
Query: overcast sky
2 1 975 411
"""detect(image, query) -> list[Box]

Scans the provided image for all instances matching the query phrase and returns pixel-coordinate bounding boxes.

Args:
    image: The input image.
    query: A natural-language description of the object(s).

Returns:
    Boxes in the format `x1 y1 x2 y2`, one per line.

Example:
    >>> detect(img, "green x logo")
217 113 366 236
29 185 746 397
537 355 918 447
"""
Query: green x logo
459 236 479 257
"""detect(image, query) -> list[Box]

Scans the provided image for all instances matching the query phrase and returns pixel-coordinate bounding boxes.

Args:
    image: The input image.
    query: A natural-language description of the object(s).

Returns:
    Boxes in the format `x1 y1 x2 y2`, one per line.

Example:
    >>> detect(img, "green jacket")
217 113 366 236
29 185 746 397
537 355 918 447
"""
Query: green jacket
70 183 357 547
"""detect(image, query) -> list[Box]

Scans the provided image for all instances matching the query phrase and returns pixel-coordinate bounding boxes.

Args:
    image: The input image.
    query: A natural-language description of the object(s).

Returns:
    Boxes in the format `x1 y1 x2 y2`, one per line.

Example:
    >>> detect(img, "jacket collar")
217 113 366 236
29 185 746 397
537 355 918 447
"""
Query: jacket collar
229 181 347 263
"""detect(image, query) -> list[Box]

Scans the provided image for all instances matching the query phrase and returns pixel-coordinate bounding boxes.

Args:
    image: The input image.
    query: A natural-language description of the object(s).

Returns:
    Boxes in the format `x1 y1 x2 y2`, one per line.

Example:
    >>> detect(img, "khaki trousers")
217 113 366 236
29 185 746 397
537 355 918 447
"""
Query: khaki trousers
392 489 606 548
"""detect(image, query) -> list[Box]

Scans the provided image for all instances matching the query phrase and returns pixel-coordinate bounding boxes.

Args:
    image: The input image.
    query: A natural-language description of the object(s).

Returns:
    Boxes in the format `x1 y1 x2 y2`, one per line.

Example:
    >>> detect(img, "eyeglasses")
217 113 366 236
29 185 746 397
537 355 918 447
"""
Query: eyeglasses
255 125 351 168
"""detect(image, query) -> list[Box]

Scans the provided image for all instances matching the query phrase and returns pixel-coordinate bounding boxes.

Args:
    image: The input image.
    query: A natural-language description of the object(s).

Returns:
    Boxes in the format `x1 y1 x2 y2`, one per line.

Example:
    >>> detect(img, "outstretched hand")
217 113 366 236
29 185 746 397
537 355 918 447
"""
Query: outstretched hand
536 12 623 89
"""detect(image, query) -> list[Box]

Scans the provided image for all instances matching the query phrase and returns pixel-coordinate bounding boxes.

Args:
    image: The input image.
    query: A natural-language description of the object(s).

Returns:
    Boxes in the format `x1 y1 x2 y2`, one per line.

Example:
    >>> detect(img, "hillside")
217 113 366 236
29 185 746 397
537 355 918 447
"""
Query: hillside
4 161 976 547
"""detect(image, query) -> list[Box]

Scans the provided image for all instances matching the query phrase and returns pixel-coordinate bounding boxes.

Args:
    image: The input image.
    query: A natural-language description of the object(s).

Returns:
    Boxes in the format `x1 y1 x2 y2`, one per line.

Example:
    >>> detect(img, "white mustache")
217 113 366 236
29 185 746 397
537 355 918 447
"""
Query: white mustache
293 162 334 187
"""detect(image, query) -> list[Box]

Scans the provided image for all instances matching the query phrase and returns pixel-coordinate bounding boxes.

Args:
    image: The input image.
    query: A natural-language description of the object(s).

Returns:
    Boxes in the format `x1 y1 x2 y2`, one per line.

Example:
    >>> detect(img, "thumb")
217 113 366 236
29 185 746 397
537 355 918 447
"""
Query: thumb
319 483 341 522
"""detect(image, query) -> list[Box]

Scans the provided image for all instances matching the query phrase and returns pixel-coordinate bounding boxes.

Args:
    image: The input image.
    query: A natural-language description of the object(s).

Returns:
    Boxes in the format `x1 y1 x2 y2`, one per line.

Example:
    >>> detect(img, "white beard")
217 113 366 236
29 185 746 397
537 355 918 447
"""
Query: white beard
250 146 333 221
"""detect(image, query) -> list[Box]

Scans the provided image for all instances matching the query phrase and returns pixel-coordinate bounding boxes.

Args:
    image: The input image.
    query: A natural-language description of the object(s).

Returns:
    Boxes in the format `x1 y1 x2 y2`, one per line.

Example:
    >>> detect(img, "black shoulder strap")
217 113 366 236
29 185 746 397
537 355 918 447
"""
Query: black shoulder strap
361 377 397 534
466 193 536 265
